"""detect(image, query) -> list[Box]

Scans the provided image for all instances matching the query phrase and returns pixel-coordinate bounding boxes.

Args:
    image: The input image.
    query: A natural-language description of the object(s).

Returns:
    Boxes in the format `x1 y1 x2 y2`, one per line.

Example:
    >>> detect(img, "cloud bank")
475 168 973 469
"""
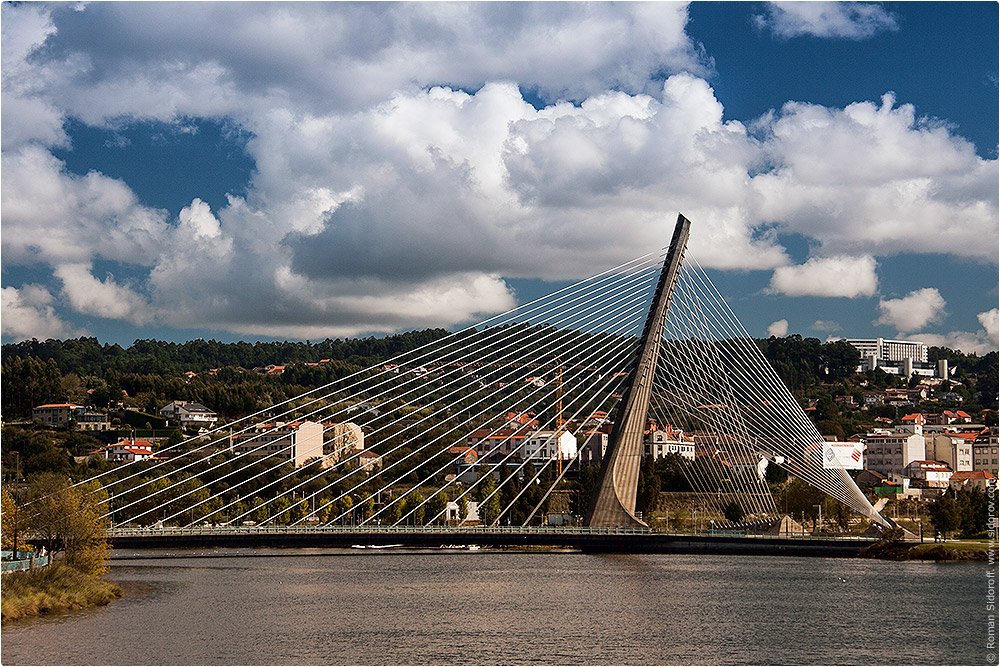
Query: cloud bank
1 3 997 349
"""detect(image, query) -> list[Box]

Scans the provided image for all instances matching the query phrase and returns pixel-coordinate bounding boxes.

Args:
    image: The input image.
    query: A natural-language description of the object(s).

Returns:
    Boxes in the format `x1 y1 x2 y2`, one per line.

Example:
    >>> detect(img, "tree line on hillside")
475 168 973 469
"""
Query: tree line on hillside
2 330 452 378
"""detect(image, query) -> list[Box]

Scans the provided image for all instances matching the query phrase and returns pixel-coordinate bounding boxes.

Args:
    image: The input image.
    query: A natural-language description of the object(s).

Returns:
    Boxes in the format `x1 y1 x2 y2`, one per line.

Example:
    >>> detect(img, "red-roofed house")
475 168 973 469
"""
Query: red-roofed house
644 424 695 461
448 446 478 464
505 412 539 427
32 403 83 427
949 470 997 491
358 450 382 472
466 425 532 458
91 440 156 462
903 460 953 489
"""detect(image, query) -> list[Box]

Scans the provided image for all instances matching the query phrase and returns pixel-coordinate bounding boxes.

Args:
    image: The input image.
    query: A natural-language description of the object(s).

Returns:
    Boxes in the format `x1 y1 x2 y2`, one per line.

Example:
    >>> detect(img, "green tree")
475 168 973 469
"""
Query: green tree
458 495 469 522
383 495 402 524
426 491 448 525
401 492 425 525
1 356 65 418
270 496 292 524
821 340 861 383
22 473 111 575
928 492 960 538
477 470 501 526
723 501 744 523
636 456 661 515
1 487 30 553
337 495 355 524
358 496 375 523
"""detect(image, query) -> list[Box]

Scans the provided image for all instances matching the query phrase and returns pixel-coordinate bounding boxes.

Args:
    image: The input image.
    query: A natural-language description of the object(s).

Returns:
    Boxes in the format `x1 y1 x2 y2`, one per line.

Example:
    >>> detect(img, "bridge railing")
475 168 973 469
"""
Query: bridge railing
105 525 875 541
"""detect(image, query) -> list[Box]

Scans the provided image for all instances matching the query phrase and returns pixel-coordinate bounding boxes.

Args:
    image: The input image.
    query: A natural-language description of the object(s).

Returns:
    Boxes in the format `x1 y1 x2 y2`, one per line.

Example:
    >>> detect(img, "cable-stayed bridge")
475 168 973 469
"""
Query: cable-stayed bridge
76 214 888 552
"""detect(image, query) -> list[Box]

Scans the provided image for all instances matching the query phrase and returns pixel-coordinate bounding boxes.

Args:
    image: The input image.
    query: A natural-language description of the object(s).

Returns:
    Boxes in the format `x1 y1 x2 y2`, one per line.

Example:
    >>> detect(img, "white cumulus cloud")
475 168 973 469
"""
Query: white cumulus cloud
876 287 947 333
0 285 82 341
767 319 789 337
978 308 999 346
768 255 878 298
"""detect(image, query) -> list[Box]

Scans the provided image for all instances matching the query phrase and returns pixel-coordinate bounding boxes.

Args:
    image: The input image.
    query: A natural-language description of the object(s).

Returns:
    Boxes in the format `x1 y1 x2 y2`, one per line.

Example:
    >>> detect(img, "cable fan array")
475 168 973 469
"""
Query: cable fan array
650 257 884 526
73 248 885 531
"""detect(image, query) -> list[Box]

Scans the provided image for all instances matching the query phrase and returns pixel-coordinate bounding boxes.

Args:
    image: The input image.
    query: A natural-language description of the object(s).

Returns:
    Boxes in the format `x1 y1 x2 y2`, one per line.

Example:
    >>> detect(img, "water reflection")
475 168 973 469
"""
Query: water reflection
2 550 989 665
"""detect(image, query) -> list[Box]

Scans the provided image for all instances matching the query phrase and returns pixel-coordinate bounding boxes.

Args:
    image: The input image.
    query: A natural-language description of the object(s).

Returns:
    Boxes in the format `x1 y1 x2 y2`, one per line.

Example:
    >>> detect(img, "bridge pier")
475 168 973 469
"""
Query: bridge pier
585 214 691 528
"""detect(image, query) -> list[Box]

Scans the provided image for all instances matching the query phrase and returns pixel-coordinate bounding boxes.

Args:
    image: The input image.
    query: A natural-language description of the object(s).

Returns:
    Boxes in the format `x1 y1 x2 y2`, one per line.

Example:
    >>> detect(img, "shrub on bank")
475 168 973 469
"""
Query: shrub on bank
1 563 122 622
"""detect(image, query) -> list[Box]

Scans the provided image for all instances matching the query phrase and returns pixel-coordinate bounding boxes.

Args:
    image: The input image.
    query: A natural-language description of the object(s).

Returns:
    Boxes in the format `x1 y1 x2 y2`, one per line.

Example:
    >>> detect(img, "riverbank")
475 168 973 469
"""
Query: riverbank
859 539 991 561
1 563 122 622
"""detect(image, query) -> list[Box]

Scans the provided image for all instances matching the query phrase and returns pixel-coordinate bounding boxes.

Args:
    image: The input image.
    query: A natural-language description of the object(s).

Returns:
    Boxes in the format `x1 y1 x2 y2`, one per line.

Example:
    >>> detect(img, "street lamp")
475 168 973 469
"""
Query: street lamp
814 504 823 534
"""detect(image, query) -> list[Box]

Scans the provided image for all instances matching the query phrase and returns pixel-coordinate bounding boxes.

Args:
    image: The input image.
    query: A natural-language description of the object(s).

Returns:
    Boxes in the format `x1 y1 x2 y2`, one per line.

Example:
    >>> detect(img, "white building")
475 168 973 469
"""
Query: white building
644 425 696 461
973 435 999 476
32 403 83 427
924 433 973 472
523 430 578 460
846 338 928 363
578 431 609 465
159 401 218 431
863 417 926 477
231 420 325 468
846 338 945 377
903 460 953 489
357 449 383 472
90 440 156 462
444 500 480 524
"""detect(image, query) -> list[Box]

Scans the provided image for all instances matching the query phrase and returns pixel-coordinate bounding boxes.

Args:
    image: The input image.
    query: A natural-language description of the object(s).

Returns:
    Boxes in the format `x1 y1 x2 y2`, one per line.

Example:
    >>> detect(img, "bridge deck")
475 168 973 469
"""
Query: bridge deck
108 527 878 558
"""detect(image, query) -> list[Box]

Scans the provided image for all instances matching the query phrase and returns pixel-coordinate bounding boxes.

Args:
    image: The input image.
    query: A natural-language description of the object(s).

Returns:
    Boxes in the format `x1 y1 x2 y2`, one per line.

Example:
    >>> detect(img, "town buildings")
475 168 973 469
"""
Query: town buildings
32 403 110 431
862 415 926 477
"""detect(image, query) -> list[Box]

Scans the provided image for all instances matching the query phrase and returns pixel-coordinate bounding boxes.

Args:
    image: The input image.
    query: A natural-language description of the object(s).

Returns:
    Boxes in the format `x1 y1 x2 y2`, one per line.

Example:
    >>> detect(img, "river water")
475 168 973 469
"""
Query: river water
2 548 994 665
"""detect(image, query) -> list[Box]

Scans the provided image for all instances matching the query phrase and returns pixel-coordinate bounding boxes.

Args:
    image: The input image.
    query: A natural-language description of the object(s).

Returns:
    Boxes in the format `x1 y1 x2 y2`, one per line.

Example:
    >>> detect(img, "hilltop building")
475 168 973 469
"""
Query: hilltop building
845 338 947 378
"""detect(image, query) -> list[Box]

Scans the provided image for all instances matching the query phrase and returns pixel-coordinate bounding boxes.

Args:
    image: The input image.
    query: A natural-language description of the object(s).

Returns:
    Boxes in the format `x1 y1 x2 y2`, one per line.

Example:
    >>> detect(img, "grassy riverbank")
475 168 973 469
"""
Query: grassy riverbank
1 563 122 622
859 539 991 562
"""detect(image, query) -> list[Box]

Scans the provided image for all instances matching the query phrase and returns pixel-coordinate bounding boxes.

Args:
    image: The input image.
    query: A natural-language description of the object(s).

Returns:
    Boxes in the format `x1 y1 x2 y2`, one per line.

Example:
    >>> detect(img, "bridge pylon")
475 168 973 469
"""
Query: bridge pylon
584 213 691 528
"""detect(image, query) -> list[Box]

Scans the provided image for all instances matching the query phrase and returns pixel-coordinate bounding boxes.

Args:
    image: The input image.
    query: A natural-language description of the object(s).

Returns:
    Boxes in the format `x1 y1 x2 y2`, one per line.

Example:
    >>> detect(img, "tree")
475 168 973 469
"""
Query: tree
477 470 501 526
383 495 402 524
782 478 826 522
458 495 469 522
1 487 29 553
723 501 744 523
636 456 660 515
401 492 425 525
426 491 448 525
821 340 861 383
22 473 111 575
337 495 355 524
1 356 65 418
928 492 960 538
270 495 292 524
358 496 375 523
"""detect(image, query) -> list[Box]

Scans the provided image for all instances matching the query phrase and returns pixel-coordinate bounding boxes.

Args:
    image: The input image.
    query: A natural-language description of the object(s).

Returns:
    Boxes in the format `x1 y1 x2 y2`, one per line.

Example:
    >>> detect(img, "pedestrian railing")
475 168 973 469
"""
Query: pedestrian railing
1 550 50 574
105 525 876 541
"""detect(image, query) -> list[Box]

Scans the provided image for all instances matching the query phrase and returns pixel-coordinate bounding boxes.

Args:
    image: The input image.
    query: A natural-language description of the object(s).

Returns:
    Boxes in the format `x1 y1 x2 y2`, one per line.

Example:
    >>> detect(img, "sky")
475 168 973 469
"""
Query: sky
2 1 998 355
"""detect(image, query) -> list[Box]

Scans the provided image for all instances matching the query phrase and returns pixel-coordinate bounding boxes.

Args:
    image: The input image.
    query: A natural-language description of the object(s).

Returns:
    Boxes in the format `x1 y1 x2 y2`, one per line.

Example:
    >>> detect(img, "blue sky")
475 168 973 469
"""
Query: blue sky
2 2 997 353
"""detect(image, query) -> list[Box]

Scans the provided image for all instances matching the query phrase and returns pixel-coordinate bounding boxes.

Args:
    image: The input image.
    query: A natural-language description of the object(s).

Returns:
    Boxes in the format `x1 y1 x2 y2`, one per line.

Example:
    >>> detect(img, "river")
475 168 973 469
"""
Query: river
2 548 993 665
